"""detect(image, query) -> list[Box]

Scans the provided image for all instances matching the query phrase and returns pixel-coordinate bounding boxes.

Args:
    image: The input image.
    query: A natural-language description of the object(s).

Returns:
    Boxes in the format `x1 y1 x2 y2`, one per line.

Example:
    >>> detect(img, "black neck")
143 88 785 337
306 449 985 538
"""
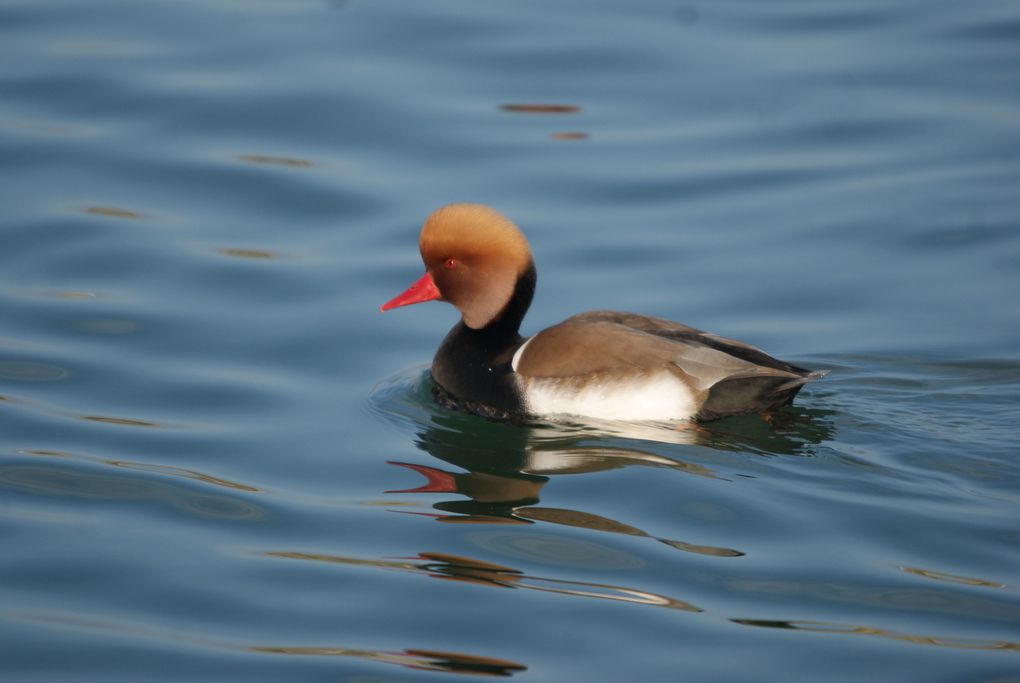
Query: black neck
479 262 536 336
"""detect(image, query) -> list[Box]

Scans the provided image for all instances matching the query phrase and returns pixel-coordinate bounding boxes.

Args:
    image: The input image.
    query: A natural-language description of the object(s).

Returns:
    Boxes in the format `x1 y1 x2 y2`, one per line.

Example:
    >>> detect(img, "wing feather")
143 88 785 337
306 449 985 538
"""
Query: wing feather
515 311 823 420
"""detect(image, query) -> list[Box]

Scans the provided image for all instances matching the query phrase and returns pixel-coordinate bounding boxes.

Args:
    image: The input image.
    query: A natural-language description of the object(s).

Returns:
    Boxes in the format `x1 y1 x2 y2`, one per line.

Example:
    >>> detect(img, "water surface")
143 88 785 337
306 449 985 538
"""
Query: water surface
2 0 1019 681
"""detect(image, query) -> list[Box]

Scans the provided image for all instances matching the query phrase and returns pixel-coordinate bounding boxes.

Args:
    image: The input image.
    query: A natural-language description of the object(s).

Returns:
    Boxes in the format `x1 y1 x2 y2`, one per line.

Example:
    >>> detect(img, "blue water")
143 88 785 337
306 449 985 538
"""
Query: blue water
2 0 1019 680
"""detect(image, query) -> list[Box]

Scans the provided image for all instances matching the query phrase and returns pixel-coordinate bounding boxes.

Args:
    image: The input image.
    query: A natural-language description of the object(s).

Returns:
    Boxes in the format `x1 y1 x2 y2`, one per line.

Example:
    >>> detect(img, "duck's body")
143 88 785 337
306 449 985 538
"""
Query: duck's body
382 204 824 422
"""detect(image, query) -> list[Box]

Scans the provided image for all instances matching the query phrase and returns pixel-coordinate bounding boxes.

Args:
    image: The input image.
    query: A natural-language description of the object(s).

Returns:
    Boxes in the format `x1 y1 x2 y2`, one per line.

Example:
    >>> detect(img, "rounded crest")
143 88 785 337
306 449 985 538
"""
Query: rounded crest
419 204 531 274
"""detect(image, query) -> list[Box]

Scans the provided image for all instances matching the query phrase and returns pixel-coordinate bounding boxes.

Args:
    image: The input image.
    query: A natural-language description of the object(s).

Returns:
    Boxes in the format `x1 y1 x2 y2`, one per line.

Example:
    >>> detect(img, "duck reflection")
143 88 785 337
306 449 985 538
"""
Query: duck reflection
385 408 755 557
375 370 832 554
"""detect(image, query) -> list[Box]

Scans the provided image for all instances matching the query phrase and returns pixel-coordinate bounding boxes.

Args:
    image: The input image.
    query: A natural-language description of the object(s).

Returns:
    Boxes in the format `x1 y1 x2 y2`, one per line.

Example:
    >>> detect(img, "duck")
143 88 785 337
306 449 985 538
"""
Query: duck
381 204 825 422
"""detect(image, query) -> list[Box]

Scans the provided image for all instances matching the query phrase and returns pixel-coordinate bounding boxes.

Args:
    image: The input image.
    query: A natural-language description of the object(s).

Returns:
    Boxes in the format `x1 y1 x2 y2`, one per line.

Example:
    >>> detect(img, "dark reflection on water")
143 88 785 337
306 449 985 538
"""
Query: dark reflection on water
499 103 580 114
250 643 527 677
236 154 313 168
699 407 838 456
550 131 589 141
79 414 163 428
82 205 143 219
218 247 279 260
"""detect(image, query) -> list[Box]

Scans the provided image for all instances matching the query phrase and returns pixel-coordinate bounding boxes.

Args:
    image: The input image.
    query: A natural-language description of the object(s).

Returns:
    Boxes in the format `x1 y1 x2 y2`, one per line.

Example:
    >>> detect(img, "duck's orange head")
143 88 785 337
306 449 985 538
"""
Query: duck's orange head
381 204 533 329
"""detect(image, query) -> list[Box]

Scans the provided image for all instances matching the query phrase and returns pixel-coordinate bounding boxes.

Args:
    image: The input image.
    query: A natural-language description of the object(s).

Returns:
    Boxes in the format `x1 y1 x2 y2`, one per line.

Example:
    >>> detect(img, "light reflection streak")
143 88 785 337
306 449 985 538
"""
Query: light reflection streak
18 449 261 492
266 550 702 612
900 565 1005 588
6 450 264 518
105 460 261 492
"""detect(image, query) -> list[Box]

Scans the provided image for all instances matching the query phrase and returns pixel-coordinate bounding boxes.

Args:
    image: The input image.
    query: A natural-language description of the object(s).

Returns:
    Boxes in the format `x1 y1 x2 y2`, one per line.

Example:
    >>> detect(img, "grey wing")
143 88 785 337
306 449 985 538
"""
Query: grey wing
517 318 800 388
565 310 809 375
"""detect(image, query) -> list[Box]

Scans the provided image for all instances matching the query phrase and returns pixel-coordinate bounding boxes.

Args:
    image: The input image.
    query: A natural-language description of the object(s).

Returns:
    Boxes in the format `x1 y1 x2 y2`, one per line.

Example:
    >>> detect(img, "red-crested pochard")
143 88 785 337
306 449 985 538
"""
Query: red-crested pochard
381 204 825 422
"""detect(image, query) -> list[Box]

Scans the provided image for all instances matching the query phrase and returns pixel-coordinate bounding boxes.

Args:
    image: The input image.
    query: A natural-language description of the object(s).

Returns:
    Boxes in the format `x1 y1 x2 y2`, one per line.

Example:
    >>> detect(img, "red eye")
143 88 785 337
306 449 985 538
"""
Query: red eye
444 258 458 269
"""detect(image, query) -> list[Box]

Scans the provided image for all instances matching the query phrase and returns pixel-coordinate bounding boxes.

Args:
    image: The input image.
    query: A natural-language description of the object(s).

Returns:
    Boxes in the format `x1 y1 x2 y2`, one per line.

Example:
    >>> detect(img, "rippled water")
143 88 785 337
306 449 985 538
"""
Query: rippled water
2 0 1019 681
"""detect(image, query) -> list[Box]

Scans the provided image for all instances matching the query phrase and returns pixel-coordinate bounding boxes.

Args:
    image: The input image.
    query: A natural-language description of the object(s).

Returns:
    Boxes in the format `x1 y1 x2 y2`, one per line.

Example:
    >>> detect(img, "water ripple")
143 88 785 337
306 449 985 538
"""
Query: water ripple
0 455 264 521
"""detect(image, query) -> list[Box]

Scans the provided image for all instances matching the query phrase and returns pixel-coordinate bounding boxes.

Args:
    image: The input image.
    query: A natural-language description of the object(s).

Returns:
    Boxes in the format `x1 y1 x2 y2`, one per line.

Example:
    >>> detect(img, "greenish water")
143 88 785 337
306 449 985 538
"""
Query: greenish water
1 0 1019 681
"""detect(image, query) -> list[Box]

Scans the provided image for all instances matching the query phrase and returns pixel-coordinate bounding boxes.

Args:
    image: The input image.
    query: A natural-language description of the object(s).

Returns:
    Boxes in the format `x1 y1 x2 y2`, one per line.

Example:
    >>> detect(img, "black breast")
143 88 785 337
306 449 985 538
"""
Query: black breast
431 321 526 419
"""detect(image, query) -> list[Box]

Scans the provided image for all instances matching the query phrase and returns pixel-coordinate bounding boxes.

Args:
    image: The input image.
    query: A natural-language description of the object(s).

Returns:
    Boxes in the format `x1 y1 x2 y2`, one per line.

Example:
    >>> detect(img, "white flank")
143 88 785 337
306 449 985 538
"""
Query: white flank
518 372 699 422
